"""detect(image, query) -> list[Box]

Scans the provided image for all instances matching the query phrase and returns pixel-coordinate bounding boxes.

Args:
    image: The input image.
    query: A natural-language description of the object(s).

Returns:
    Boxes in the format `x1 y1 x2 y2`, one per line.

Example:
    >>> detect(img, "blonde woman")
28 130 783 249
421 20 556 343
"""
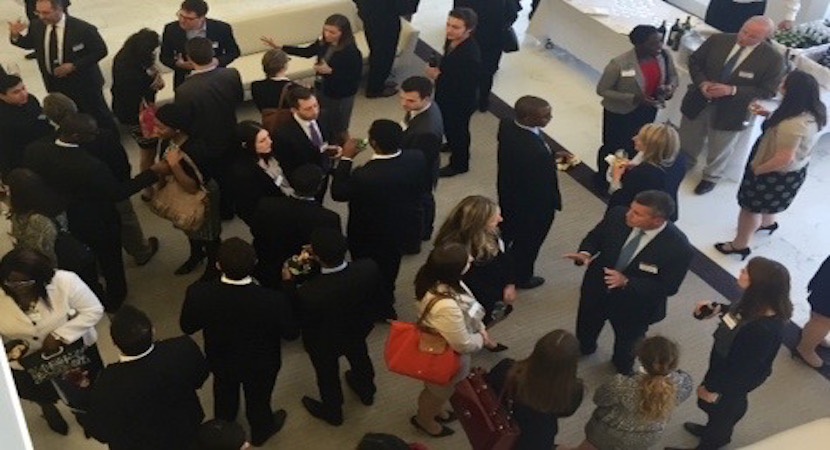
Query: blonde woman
567 336 692 450
434 196 516 348
607 122 687 221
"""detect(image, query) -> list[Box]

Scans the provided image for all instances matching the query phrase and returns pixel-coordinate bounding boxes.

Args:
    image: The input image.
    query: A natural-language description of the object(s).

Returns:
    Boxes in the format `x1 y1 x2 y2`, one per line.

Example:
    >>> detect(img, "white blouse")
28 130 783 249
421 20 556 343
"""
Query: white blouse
416 282 486 354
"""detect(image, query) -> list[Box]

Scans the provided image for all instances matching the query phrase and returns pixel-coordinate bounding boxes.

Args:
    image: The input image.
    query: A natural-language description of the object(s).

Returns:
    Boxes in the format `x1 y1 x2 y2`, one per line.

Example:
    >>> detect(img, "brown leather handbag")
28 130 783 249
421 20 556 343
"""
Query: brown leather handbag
149 149 208 232
451 367 521 450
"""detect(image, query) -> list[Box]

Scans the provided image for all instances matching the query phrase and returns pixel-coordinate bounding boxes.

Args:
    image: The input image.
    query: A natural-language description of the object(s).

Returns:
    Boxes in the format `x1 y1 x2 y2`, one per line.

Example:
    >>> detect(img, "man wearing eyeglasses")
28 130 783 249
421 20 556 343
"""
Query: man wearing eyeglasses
160 0 240 88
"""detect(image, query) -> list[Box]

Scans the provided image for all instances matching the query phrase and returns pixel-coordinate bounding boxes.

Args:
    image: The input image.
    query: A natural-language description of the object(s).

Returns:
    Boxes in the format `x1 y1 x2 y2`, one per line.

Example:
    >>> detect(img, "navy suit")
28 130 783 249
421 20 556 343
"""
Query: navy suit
401 102 444 244
575 206 693 373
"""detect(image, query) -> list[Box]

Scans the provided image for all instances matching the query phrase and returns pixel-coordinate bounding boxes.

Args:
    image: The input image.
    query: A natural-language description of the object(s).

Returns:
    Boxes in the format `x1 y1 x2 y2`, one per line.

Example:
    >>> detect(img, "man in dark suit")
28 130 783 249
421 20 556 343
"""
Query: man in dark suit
705 0 800 33
282 228 379 426
353 0 400 98
23 113 166 311
0 74 52 177
272 87 335 203
160 0 240 88
87 305 209 450
251 164 342 289
9 0 117 133
678 16 784 195
175 36 243 218
181 238 298 446
331 120 426 321
399 75 444 250
565 190 693 375
498 96 561 290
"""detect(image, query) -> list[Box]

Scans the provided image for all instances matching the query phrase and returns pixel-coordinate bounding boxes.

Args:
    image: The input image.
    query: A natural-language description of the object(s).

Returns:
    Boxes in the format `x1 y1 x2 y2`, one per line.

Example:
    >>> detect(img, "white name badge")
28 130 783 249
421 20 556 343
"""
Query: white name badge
72 43 85 52
274 174 284 186
738 71 754 79
722 313 739 329
639 262 658 274
211 41 219 48
621 69 636 77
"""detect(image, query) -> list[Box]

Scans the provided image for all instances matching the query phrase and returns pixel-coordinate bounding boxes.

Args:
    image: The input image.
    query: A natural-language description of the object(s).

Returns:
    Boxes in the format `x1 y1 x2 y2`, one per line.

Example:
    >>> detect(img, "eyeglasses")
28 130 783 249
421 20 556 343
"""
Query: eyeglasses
177 11 201 21
3 279 36 288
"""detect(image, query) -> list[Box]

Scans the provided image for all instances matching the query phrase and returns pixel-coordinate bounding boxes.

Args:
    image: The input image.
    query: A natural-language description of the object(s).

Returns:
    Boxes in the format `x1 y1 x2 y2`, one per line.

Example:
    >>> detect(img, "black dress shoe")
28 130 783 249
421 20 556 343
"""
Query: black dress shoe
366 86 398 98
135 237 159 266
174 254 205 275
251 409 287 446
694 180 716 195
683 421 706 438
435 411 457 423
410 415 454 437
41 403 69 435
302 396 343 426
714 242 751 261
345 370 375 406
486 343 509 353
517 276 545 289
439 166 467 178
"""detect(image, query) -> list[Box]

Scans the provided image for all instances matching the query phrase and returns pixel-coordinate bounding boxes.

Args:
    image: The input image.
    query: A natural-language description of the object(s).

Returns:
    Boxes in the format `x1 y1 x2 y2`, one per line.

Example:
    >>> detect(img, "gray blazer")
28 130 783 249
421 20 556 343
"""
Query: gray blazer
597 48 678 114
681 33 785 131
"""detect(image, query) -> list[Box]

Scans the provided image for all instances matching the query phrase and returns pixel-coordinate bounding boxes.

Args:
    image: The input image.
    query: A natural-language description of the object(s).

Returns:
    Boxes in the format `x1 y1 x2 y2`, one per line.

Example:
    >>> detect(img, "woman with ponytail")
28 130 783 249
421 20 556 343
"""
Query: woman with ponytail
566 336 692 450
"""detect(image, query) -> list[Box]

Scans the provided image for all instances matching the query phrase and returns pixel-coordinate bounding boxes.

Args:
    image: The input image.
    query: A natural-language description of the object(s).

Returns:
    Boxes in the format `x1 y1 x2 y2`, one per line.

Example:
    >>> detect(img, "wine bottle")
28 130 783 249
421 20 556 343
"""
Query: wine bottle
683 15 692 32
657 20 667 44
667 18 681 48
672 26 685 51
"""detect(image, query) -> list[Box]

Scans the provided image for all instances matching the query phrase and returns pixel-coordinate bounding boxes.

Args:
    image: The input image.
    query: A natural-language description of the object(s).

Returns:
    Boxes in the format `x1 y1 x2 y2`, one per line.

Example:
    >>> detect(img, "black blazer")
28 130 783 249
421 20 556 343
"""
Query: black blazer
331 152 426 247
0 95 53 176
579 206 693 324
250 195 342 284
160 18 241 88
228 155 288 225
86 336 209 450
454 0 520 50
174 67 243 158
251 78 292 111
401 102 444 190
283 41 363 98
272 116 333 176
110 50 156 125
286 259 379 353
434 38 481 114
607 155 688 221
497 119 561 220
181 279 299 374
11 14 108 92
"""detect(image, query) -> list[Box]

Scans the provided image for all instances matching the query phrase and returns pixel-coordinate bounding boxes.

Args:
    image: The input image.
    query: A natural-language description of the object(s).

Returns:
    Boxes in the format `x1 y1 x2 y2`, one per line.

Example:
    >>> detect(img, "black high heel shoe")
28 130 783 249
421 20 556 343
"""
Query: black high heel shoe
714 242 751 261
756 222 779 235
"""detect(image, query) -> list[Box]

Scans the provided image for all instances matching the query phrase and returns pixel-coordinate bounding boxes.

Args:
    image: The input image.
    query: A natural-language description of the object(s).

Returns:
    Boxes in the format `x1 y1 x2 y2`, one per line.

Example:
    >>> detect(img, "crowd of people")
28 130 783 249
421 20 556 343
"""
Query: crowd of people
0 0 827 449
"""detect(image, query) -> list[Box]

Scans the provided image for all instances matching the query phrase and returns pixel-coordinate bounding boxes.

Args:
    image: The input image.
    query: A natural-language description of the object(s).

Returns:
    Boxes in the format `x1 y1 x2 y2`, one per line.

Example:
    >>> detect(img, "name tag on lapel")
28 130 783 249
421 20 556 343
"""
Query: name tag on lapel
722 313 738 330
211 41 219 48
72 43 85 52
621 69 636 77
638 262 658 274
738 71 754 79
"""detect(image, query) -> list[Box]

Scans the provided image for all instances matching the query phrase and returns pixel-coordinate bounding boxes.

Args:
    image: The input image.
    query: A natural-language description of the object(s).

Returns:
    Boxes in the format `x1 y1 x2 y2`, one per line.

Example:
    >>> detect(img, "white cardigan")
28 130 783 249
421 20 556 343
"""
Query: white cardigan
416 282 485 354
0 270 104 369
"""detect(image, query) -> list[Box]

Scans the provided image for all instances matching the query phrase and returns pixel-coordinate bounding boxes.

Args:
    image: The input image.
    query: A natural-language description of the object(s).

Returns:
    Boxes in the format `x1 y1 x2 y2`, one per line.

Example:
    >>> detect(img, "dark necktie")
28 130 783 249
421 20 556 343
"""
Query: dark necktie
615 229 645 270
404 112 412 125
534 131 551 154
719 46 745 82
48 25 59 74
309 121 323 148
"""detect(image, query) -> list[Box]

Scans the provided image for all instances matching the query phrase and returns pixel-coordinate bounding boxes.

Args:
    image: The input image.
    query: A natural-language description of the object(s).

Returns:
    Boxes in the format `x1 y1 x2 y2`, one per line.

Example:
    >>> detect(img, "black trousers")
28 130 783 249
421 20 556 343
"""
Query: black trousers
576 295 648 374
595 105 657 190
71 214 126 311
349 240 402 319
501 209 555 283
441 105 475 172
361 17 400 93
697 392 749 449
478 45 503 110
213 365 279 442
307 340 376 413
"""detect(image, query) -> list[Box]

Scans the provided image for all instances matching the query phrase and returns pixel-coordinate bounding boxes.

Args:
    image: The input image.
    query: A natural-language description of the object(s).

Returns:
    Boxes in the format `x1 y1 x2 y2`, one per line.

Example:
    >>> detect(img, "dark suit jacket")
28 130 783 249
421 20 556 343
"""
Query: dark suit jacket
86 336 208 450
331 151 426 247
250 195 342 285
283 41 363 98
10 15 107 92
497 119 561 222
181 279 299 375
286 259 379 354
110 50 156 125
681 33 784 131
607 155 687 222
227 155 288 225
454 0 519 50
272 116 333 176
160 18 241 88
251 78 292 111
0 95 53 176
579 207 693 324
401 102 444 190
435 38 481 114
174 67 243 158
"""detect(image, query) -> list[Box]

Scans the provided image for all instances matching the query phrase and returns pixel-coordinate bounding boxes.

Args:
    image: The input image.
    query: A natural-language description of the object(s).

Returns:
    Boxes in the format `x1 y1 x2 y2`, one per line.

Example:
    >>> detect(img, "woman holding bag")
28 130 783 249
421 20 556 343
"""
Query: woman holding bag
410 243 492 438
154 103 222 281
0 248 104 436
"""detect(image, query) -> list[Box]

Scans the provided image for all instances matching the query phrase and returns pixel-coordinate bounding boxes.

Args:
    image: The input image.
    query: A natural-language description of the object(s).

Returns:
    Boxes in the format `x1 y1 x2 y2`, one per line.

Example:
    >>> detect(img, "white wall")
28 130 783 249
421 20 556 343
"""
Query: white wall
0 357 34 450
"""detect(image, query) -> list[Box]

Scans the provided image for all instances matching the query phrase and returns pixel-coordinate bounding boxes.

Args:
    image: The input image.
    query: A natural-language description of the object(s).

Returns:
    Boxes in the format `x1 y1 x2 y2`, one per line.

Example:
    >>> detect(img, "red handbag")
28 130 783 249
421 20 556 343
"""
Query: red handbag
138 99 158 139
384 295 462 385
451 367 521 450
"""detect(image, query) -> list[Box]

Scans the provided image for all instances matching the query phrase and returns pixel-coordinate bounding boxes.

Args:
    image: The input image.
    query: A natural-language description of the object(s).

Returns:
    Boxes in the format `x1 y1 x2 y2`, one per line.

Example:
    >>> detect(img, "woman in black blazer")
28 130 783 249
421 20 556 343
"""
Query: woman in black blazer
229 121 294 226
607 123 686 221
262 14 362 142
250 49 292 112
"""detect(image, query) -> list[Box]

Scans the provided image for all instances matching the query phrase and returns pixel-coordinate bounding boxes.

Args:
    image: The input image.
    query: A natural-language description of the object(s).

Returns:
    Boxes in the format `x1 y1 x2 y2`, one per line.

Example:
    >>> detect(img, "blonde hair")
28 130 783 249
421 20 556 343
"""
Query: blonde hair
637 336 680 421
434 195 500 262
636 123 679 167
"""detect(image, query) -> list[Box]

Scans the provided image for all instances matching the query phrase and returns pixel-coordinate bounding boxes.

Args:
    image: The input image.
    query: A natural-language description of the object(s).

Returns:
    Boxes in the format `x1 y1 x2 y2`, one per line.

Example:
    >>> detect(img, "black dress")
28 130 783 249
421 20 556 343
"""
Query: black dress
462 238 515 324
486 358 583 450
607 153 687 221
808 256 830 317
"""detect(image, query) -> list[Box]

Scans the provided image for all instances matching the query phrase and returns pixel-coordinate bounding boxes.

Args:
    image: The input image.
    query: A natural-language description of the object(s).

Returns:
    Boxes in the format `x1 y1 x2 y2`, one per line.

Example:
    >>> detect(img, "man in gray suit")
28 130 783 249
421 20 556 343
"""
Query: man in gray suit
399 76 444 250
678 16 784 195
